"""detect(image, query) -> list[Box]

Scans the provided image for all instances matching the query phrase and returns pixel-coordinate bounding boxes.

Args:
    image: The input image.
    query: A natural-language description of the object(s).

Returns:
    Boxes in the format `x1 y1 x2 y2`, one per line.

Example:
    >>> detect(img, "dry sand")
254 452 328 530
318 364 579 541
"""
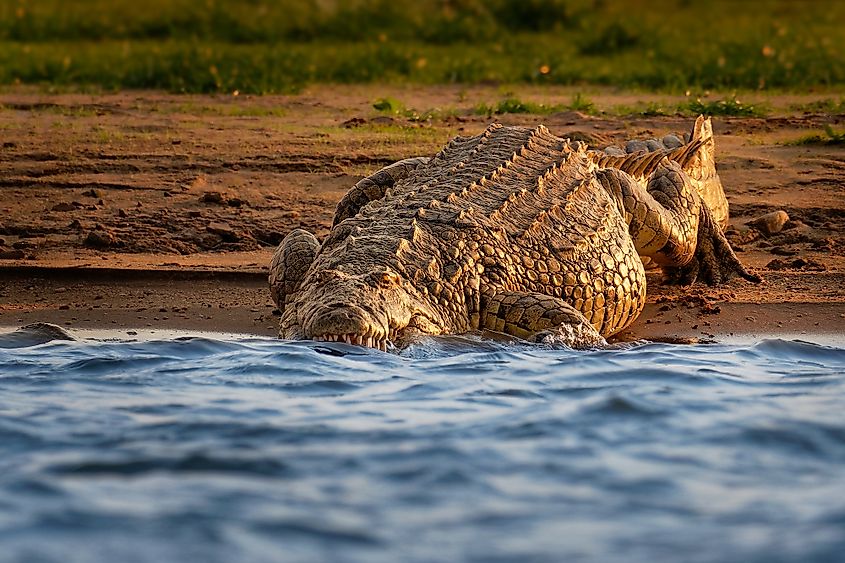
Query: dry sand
1 86 843 343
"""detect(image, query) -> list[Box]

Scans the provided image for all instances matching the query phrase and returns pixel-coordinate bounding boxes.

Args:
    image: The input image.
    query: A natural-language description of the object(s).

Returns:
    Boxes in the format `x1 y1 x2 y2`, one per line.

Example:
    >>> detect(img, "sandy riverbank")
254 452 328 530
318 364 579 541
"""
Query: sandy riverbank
1 86 844 344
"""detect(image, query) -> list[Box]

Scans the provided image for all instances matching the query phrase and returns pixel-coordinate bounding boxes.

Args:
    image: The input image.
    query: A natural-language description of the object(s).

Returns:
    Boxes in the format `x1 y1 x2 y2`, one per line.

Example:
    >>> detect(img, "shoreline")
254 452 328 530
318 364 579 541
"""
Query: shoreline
2 266 843 347
1 87 843 347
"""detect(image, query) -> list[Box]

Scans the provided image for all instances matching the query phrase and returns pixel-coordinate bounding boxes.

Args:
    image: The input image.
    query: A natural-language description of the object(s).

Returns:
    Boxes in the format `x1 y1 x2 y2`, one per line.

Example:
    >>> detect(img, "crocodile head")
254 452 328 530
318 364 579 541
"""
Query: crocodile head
280 262 448 351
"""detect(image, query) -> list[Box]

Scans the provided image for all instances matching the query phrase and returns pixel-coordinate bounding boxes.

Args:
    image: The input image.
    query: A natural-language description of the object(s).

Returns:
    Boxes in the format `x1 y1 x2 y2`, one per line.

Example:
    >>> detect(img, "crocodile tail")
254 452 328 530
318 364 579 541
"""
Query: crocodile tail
674 116 730 230
590 117 729 230
691 115 713 154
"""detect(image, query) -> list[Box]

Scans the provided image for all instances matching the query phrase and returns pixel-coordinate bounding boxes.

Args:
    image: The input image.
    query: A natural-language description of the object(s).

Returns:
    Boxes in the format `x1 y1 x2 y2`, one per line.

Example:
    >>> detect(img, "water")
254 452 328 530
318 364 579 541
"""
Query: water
1 333 844 563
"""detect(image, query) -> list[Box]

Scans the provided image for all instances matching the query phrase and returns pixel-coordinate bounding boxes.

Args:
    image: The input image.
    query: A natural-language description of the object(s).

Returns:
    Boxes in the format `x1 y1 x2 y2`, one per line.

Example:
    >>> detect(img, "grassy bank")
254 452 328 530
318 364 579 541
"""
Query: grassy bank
1 0 843 94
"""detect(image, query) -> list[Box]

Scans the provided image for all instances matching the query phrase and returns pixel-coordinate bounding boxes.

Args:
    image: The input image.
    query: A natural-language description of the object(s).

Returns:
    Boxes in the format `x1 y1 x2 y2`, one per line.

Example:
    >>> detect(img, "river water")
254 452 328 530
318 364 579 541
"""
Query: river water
1 333 844 562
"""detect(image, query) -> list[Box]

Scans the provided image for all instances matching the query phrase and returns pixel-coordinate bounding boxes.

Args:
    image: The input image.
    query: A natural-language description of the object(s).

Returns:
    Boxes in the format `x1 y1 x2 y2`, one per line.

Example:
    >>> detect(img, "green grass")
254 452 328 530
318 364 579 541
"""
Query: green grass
474 97 560 116
684 96 767 117
2 0 845 94
372 97 460 122
472 94 768 119
790 124 845 145
168 103 287 117
0 102 101 116
474 93 596 116
633 102 671 117
788 98 845 115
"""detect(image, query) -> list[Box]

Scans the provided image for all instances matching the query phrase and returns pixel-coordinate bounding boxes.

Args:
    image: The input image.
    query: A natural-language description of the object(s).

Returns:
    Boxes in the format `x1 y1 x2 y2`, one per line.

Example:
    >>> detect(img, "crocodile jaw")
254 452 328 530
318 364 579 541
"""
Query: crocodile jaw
303 303 394 351
282 271 447 352
312 333 391 352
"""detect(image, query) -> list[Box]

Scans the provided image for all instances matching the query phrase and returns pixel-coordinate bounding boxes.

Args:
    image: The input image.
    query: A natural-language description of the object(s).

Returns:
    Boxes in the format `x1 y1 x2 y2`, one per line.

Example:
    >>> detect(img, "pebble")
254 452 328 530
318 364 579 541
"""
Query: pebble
200 191 227 204
625 140 648 154
51 202 77 212
748 210 790 236
84 228 117 248
644 139 663 152
766 257 826 271
207 222 239 242
604 146 625 156
662 134 683 149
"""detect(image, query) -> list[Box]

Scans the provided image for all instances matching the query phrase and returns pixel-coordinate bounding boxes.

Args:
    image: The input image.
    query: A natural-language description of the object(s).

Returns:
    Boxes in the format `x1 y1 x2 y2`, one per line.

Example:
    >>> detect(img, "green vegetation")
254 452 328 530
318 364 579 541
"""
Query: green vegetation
790 125 845 146
373 98 404 113
685 96 766 117
372 97 459 122
789 98 845 115
167 103 287 117
1 0 844 94
635 102 671 117
473 93 596 116
376 93 771 120
568 93 596 113
474 97 561 116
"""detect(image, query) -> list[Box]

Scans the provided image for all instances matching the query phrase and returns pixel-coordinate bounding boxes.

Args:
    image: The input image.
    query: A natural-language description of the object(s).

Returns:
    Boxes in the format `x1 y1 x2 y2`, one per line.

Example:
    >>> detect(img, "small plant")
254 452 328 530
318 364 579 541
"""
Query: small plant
567 92 594 113
403 107 460 122
790 124 845 145
373 97 405 113
474 93 598 116
685 96 765 117
475 97 535 115
638 102 669 117
493 97 536 114
474 96 558 116
789 99 845 115
372 97 458 122
823 124 845 143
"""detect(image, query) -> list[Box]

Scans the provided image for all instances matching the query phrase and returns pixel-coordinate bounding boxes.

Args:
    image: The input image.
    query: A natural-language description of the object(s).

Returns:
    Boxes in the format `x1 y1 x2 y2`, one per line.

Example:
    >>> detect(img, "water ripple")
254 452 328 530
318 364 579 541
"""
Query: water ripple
0 335 843 562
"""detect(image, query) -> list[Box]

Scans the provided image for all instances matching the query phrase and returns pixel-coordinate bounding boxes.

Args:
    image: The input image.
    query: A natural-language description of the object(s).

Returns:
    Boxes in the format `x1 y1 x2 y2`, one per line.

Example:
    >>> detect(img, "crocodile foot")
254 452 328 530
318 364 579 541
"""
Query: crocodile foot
664 204 761 286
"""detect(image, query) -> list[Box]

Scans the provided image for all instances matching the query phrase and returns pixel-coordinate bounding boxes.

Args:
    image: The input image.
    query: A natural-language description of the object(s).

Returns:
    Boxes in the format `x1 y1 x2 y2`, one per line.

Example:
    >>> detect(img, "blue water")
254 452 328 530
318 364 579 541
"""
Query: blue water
1 335 844 563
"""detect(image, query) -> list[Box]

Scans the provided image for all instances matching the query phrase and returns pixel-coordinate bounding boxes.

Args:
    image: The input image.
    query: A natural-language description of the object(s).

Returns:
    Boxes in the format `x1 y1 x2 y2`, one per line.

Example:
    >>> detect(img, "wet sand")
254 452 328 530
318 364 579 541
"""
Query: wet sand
1 86 844 343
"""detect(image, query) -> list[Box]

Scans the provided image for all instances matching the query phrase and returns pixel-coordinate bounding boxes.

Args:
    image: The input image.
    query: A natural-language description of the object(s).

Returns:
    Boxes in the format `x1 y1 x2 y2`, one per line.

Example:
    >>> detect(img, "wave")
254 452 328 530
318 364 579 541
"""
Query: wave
0 334 844 562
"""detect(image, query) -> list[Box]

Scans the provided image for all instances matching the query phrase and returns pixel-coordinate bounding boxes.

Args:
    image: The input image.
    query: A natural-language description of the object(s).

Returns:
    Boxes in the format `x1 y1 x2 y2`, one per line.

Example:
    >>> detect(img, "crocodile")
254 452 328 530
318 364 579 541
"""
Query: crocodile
269 118 758 350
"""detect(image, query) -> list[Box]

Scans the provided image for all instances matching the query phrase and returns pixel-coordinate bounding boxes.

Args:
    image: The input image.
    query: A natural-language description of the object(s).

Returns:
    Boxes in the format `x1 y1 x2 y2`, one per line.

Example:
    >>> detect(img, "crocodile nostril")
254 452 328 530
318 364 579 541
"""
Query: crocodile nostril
306 305 378 339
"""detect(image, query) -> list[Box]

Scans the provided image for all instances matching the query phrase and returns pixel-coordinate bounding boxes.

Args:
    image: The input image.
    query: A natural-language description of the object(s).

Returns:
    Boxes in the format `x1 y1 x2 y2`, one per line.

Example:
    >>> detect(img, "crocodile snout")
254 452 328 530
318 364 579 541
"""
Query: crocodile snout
307 306 371 336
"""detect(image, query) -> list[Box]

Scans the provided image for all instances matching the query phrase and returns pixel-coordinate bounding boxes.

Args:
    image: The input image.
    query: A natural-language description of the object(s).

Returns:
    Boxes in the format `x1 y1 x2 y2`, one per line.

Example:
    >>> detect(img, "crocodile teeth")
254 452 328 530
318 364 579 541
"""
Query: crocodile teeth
314 333 394 351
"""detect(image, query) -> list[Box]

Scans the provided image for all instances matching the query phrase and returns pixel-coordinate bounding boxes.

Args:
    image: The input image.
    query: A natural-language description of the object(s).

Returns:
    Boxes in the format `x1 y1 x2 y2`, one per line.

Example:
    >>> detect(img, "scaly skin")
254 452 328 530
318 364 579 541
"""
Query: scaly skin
270 122 758 351
597 116 730 231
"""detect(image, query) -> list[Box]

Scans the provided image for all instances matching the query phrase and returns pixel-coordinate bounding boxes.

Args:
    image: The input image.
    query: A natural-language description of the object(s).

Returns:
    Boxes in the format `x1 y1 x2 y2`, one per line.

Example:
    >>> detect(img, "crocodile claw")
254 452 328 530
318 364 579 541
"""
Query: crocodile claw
664 204 761 287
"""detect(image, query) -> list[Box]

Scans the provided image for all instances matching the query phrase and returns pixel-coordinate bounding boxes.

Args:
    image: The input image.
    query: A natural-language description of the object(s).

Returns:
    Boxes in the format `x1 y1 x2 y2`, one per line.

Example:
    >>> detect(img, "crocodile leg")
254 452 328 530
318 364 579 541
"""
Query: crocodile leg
664 200 761 285
269 228 320 311
596 160 759 286
480 290 606 348
333 157 430 226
